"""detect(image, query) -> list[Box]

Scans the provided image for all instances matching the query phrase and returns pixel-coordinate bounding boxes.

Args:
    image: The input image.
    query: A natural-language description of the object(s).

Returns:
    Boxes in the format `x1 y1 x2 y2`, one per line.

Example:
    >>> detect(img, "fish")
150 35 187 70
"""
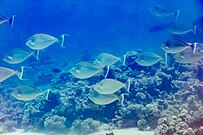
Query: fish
26 33 68 58
0 15 15 27
93 53 121 68
0 66 25 82
167 23 196 35
162 39 193 54
174 48 203 64
3 49 38 64
11 86 50 101
148 5 179 19
69 61 109 79
88 79 130 94
135 53 163 66
88 90 124 105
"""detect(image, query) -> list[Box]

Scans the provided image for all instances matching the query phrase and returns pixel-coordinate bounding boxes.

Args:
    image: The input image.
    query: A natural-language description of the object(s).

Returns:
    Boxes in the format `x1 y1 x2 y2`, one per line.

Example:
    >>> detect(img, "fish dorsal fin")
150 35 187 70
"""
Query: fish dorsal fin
0 15 8 20
174 39 188 46
22 48 31 53
35 87 43 93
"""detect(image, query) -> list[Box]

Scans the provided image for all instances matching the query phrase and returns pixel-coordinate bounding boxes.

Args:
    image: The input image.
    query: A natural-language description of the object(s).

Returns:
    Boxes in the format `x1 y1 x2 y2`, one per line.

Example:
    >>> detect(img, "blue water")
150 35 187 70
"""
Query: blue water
0 0 202 61
0 0 203 134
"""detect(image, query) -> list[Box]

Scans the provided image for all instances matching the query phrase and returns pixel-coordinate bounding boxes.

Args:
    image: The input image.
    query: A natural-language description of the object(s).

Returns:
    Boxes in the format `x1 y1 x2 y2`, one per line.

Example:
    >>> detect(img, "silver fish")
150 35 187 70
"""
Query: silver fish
0 66 25 82
148 5 179 19
93 53 121 68
3 49 38 64
69 62 108 79
135 53 163 66
162 39 192 54
88 90 124 105
167 23 196 35
11 86 50 101
89 79 130 94
26 33 68 58
0 15 15 27
174 48 203 63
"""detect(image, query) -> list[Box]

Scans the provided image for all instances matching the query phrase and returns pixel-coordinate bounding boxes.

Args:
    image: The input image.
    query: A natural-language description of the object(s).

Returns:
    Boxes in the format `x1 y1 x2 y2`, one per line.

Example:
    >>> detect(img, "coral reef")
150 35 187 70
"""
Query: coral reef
1 52 203 135
70 118 101 135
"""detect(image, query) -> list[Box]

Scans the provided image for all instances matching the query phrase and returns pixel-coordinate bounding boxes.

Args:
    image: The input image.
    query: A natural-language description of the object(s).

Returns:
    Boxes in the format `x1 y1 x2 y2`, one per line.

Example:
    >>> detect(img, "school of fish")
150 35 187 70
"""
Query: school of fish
0 4 202 106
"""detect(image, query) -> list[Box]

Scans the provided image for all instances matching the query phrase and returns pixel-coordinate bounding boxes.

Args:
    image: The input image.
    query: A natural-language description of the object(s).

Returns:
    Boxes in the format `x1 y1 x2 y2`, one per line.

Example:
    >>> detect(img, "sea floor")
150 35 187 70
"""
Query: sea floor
90 128 154 135
3 128 154 135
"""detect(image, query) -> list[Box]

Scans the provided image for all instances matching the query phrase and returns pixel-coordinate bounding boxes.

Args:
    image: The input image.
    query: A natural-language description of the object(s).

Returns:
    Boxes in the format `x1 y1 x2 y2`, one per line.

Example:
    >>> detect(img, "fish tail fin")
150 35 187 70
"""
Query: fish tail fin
175 10 180 20
32 50 40 60
16 66 31 80
123 54 127 65
16 66 25 80
193 25 197 35
9 15 15 27
118 57 122 63
124 79 131 93
103 65 109 78
118 94 125 106
191 43 197 54
44 89 51 101
58 34 69 48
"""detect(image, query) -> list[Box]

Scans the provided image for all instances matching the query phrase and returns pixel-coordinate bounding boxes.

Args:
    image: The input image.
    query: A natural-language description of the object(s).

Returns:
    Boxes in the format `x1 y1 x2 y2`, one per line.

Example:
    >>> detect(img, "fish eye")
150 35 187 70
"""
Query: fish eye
29 38 35 42
7 56 13 60
94 60 100 64
75 70 80 73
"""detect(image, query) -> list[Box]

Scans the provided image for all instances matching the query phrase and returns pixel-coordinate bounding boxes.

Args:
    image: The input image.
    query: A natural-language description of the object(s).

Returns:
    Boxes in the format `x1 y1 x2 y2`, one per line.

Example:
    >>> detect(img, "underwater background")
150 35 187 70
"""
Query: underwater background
0 0 203 135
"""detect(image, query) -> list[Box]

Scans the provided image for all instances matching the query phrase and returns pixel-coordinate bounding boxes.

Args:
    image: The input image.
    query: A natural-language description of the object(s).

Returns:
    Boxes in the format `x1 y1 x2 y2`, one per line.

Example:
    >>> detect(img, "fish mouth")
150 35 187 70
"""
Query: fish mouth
25 41 30 46
161 45 168 50
3 56 12 62
26 41 35 46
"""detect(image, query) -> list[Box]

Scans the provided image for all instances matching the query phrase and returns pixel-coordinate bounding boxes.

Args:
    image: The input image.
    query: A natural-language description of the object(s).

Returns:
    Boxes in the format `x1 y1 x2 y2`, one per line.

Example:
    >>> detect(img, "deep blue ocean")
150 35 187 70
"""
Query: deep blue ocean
0 0 203 135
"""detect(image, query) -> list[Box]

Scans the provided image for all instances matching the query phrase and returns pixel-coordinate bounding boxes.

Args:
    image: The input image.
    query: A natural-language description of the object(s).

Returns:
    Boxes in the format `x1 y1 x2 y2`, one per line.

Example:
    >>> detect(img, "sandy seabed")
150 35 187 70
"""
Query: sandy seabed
90 128 154 135
3 128 154 135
